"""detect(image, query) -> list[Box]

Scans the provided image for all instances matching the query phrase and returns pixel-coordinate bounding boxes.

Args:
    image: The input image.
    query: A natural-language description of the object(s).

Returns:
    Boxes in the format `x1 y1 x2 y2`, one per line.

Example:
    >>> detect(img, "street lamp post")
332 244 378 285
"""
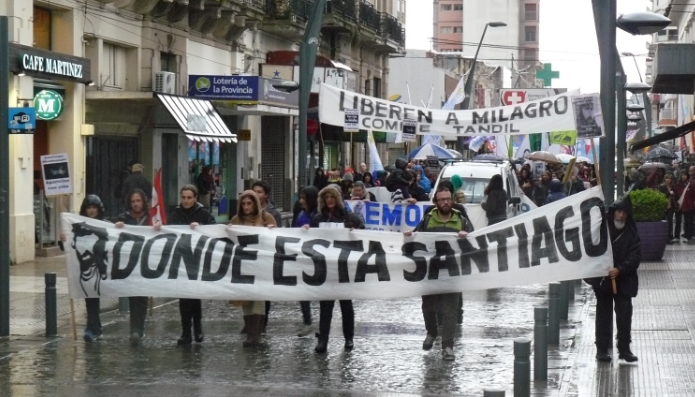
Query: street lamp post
456 21 507 154
621 51 654 139
592 1 670 204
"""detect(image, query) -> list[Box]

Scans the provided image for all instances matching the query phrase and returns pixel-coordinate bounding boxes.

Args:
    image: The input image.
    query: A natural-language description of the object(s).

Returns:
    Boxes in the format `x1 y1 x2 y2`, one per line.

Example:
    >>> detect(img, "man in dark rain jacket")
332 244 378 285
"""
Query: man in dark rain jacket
405 186 474 361
585 195 640 363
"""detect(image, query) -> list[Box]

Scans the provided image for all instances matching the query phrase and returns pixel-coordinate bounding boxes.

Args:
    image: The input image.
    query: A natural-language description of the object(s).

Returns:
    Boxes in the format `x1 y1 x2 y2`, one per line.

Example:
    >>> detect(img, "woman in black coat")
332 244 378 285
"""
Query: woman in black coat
481 174 507 225
168 184 216 345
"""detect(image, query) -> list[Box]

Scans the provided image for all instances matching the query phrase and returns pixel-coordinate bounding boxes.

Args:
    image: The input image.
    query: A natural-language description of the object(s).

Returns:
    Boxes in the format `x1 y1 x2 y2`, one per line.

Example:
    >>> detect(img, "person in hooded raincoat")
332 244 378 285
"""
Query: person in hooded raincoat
584 195 640 363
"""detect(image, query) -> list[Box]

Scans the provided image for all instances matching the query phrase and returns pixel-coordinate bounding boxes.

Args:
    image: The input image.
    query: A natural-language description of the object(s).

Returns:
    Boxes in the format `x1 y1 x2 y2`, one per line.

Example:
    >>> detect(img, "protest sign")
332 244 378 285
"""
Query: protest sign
63 187 611 301
319 84 580 137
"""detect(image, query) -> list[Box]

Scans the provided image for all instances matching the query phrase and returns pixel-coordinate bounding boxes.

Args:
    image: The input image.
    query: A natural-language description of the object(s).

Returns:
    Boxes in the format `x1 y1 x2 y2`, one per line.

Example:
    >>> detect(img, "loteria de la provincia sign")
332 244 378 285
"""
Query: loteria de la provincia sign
319 84 602 137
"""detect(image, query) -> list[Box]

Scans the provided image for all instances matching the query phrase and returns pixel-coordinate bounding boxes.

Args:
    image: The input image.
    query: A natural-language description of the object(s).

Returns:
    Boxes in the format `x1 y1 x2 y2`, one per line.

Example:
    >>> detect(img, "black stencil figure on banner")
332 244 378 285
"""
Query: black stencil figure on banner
70 222 109 297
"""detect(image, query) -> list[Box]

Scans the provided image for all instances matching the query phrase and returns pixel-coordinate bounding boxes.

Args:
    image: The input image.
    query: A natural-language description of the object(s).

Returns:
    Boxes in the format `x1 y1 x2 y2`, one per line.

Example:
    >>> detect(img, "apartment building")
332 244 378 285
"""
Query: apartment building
3 0 405 263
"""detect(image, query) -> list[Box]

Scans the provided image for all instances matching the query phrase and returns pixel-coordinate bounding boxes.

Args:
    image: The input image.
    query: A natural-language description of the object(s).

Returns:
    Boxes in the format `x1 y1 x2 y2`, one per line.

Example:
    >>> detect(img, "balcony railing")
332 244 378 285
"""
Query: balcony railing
265 0 311 22
381 12 404 46
240 0 267 10
326 0 357 22
359 0 380 32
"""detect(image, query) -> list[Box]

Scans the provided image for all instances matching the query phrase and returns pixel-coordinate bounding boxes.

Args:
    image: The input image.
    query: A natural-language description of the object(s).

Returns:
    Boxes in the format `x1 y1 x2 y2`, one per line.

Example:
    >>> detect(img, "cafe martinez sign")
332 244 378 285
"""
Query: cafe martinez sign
22 53 83 79
9 43 91 84
33 90 64 121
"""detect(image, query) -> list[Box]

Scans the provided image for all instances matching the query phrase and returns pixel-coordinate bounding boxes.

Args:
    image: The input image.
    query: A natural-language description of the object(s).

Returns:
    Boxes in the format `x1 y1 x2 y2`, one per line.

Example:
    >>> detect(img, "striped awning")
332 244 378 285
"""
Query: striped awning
156 93 237 143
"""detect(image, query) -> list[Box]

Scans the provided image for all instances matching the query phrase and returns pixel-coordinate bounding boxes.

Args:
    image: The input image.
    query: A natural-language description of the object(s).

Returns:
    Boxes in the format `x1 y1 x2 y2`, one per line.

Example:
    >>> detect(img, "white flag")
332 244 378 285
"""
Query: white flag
368 131 384 171
442 76 465 110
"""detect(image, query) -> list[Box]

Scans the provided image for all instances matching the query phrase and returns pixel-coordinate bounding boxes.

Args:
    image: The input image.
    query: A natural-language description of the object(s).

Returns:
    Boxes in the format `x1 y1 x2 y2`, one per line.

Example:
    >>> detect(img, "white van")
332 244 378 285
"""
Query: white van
431 159 523 220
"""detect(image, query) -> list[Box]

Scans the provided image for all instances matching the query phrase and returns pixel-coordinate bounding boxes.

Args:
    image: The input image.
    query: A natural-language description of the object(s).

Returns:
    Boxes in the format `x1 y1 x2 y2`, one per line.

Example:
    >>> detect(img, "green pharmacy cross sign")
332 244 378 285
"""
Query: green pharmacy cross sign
33 90 63 120
536 63 560 87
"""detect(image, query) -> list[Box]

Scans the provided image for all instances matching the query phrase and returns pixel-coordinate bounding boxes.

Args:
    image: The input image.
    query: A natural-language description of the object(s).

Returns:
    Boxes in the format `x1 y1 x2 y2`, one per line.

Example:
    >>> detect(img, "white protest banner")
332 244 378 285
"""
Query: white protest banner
62 187 611 301
319 83 580 137
41 153 72 196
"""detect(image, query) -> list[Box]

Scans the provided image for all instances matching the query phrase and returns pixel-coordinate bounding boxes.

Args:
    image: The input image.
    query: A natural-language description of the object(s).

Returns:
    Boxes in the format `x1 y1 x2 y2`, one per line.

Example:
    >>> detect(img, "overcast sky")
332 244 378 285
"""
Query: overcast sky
405 0 653 93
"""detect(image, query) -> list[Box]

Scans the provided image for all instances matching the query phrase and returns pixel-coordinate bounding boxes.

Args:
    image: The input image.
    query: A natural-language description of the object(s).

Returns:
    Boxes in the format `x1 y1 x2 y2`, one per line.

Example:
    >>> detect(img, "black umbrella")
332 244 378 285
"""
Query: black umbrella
643 146 676 161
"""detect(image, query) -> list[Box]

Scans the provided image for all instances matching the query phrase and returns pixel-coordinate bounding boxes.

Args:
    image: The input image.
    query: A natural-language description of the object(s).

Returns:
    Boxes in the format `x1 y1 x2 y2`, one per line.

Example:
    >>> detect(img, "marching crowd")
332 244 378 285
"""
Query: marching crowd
65 154 645 362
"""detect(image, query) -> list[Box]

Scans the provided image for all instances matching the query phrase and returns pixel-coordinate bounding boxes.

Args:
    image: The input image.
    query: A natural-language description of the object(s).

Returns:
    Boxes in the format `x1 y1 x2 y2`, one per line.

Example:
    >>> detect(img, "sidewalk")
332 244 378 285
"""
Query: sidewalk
561 242 695 396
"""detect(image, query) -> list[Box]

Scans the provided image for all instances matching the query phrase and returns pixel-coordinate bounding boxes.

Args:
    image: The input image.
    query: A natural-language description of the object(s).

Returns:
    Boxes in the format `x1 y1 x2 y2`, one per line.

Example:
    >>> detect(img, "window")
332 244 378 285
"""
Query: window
103 42 127 88
440 26 453 34
524 4 537 21
454 26 463 33
33 7 51 50
364 79 372 96
373 77 382 98
160 52 177 73
657 28 678 42
525 26 537 42
441 4 452 11
454 4 463 11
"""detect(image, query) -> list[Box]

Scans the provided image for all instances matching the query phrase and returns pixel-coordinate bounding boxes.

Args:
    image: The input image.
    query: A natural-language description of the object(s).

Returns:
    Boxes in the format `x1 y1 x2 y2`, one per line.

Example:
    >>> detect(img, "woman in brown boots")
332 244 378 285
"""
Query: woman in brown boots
230 190 276 347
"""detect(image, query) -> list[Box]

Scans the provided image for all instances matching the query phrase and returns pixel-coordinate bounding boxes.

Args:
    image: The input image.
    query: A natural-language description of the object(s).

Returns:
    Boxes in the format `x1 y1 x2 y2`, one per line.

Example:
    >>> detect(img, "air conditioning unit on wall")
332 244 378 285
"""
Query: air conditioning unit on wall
154 71 177 94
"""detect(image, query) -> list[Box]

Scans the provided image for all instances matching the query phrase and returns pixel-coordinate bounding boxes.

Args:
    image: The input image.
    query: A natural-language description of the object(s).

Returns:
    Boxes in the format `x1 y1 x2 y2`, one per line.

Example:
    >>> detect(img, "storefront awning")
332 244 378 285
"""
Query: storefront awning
630 119 695 151
156 93 237 143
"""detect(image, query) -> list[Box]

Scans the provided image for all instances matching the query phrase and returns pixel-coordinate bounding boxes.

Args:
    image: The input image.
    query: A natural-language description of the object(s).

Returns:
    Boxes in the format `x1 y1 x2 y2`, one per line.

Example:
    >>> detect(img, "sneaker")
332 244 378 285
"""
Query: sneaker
422 334 436 351
619 351 638 362
83 330 102 343
442 347 455 361
129 331 142 346
297 324 313 337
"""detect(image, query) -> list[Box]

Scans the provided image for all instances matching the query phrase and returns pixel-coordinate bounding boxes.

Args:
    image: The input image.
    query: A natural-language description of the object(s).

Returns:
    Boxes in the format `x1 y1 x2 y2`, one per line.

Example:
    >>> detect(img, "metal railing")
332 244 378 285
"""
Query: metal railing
326 0 357 22
241 0 267 10
265 0 311 22
358 0 380 31
381 12 405 46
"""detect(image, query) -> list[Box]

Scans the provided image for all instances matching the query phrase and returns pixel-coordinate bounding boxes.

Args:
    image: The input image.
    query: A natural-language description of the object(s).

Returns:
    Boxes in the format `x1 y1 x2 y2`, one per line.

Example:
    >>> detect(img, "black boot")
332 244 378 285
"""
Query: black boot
596 347 611 362
619 349 638 362
315 334 328 353
193 320 204 343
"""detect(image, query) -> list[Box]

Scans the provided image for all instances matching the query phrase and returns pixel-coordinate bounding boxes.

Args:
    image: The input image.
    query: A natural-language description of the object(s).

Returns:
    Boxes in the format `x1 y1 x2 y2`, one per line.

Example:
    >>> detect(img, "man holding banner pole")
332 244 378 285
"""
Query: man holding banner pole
584 195 640 363
404 186 474 361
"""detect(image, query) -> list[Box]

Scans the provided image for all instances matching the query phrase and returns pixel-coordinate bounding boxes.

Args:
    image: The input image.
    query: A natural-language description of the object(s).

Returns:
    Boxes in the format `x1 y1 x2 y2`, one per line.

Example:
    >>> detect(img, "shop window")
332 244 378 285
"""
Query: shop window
102 42 127 89
33 7 52 50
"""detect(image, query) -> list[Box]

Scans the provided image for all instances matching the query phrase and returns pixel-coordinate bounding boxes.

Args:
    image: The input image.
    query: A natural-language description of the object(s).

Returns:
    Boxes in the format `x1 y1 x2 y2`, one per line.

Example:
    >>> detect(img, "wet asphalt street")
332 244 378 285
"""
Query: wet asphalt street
7 243 695 396
1 263 579 397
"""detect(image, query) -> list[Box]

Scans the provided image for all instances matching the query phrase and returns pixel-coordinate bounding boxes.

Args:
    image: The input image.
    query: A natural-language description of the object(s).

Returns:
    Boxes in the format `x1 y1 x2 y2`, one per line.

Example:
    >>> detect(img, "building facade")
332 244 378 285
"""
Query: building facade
432 0 539 66
3 0 405 264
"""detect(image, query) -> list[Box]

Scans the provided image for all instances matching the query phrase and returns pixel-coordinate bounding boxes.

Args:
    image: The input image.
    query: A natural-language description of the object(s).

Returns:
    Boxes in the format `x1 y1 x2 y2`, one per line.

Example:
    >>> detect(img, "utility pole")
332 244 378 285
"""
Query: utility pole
1 16 11 336
297 0 327 190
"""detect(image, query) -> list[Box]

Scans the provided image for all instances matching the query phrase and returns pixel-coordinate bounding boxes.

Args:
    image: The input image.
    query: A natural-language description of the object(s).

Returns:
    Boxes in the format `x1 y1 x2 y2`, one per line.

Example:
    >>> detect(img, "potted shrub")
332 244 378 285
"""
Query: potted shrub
628 188 669 261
